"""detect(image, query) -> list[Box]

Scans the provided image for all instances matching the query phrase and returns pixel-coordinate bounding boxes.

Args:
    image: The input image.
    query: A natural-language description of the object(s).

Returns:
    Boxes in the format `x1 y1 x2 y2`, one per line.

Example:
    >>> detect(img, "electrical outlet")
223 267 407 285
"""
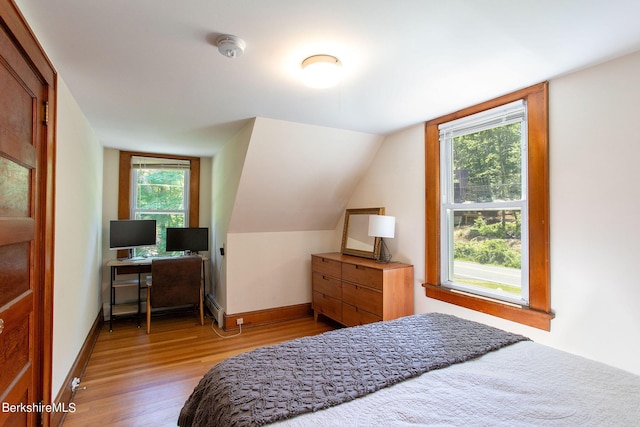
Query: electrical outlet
236 318 243 326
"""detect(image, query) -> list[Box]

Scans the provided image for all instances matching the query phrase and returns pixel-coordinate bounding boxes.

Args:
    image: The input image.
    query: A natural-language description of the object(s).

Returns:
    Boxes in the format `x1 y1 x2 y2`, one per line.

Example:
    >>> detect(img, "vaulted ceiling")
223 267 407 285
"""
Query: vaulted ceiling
15 0 640 157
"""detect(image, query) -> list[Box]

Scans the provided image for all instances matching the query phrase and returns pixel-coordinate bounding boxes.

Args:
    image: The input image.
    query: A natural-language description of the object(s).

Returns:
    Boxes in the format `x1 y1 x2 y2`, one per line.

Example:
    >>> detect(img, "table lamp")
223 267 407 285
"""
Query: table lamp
368 215 395 263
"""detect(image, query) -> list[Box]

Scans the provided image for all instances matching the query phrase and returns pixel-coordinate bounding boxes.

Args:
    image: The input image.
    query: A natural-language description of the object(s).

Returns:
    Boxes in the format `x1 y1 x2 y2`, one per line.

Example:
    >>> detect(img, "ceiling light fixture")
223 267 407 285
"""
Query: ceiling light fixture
301 54 342 89
216 34 246 58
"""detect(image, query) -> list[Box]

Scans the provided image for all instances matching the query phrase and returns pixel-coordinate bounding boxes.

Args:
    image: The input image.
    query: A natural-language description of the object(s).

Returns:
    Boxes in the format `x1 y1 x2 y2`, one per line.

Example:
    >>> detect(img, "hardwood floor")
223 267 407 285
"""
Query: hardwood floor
62 312 338 427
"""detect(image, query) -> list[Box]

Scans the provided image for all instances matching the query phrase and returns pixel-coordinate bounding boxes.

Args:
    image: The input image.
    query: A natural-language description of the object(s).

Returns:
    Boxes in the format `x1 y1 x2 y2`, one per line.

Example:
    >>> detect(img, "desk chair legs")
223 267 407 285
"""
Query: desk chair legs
146 287 204 334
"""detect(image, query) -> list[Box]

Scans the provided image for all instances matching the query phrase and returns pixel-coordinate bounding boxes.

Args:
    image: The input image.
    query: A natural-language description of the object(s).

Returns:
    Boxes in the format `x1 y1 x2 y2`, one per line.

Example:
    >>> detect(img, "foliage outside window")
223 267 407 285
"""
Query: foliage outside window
131 156 189 257
117 151 200 259
440 100 528 305
423 83 553 331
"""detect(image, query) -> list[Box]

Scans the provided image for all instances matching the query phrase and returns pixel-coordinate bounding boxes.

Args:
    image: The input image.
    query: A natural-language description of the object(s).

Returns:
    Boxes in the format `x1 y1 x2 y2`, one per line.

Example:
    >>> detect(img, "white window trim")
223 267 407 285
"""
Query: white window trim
438 100 530 306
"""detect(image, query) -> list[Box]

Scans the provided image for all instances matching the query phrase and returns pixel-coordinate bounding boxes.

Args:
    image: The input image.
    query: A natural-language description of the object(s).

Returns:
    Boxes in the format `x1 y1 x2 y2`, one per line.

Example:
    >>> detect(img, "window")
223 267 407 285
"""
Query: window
131 156 189 257
423 83 553 330
118 151 200 258
440 100 528 305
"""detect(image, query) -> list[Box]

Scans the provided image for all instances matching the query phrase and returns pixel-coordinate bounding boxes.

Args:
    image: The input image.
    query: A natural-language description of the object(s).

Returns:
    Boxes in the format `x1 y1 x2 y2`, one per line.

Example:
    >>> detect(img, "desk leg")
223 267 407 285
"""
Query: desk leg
109 266 114 332
199 289 204 326
202 259 206 319
136 269 142 328
146 287 151 334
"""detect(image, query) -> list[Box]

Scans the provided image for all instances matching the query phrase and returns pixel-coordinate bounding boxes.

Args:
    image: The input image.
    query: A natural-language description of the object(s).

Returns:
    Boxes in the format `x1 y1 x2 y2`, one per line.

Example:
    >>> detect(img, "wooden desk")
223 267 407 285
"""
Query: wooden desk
106 256 207 331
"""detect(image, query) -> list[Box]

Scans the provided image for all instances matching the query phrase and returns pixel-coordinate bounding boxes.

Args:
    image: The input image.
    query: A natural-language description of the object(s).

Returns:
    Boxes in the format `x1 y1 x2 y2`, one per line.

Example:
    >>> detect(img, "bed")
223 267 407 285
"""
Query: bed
178 313 640 426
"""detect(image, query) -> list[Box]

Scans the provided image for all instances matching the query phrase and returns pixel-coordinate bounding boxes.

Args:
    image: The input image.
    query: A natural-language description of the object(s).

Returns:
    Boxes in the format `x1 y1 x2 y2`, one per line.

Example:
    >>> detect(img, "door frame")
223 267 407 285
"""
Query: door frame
1 1 56 425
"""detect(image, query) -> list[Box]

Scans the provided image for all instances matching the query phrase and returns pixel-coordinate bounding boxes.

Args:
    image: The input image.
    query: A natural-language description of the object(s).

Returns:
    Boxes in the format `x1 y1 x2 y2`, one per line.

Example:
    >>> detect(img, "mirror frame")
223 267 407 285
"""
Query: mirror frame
341 207 385 259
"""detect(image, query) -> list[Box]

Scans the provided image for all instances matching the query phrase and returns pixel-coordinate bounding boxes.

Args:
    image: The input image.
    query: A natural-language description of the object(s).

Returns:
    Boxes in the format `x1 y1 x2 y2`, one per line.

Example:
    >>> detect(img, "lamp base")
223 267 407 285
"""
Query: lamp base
376 238 392 263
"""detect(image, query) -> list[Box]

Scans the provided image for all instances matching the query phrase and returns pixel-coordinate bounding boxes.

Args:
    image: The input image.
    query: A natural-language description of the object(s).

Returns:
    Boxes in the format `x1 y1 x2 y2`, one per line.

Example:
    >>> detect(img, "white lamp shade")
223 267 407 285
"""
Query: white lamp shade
368 215 395 238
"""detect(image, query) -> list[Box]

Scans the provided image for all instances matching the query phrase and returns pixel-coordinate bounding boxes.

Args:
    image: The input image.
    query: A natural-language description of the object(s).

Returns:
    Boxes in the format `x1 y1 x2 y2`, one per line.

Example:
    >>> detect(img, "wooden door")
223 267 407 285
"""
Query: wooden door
0 2 56 426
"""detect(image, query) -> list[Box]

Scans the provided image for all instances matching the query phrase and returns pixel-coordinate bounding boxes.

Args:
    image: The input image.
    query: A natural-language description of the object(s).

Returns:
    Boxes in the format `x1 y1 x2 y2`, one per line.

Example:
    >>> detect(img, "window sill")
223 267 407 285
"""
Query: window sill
422 283 554 331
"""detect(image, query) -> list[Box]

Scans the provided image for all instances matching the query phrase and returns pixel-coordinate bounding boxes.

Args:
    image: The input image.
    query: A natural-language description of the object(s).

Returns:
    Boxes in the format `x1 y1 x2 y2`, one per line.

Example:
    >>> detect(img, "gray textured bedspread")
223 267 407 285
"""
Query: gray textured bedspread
178 313 528 427
274 341 640 426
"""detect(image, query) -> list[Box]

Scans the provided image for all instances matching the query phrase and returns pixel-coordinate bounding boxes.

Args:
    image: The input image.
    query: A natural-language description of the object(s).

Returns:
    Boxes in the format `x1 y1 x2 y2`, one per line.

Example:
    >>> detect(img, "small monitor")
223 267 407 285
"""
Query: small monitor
109 219 157 250
166 227 209 253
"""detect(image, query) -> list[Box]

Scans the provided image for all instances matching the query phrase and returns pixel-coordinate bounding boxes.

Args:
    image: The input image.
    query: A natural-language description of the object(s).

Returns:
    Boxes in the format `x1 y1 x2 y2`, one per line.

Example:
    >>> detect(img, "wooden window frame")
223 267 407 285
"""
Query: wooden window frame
117 151 200 257
422 82 553 331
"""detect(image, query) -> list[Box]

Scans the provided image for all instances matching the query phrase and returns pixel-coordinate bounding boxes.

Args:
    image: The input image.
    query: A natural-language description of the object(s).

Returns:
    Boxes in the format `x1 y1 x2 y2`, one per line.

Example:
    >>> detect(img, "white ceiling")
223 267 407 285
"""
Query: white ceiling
15 0 640 157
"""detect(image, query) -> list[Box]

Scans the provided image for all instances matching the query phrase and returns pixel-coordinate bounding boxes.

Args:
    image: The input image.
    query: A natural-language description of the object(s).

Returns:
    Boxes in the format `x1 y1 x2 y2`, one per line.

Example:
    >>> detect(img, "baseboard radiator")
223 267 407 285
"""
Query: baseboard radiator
205 294 224 327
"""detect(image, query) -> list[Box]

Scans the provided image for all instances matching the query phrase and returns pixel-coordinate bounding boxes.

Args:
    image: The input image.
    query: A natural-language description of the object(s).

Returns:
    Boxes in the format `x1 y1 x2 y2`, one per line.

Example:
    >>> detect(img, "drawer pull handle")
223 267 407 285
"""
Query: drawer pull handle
0 318 4 335
355 265 365 270
322 258 330 263
322 275 329 280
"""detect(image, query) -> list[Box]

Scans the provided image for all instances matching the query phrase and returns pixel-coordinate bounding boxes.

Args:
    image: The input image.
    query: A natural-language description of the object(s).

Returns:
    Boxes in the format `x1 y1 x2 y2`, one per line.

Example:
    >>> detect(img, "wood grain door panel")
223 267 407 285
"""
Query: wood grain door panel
0 242 30 304
0 6 49 425
0 293 32 392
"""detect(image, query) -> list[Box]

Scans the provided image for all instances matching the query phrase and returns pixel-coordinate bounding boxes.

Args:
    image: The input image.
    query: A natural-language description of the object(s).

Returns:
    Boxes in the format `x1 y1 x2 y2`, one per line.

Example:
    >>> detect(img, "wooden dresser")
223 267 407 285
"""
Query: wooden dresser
311 252 414 327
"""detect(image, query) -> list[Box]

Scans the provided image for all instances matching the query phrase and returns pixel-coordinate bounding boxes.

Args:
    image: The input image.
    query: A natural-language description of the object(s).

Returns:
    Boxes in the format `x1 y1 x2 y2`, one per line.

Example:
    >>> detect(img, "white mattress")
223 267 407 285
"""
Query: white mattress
273 341 640 426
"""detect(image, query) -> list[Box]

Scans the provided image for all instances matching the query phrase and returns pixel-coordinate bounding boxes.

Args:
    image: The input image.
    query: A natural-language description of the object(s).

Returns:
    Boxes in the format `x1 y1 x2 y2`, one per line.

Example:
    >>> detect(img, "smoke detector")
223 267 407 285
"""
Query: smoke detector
216 35 246 58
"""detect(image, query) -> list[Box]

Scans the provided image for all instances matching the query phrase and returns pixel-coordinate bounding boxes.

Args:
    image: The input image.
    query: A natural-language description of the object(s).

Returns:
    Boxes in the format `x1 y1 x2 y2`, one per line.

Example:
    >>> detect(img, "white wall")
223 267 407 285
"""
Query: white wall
226 231 335 313
52 77 103 395
229 117 383 233
346 124 426 305
198 156 213 296
545 51 640 374
347 51 640 375
220 118 382 315
101 148 119 307
210 121 254 313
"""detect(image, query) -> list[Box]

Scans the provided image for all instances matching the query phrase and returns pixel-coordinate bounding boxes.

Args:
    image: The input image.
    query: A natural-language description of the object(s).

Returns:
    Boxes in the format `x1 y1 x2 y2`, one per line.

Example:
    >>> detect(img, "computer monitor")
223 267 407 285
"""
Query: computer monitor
109 219 157 250
165 227 209 253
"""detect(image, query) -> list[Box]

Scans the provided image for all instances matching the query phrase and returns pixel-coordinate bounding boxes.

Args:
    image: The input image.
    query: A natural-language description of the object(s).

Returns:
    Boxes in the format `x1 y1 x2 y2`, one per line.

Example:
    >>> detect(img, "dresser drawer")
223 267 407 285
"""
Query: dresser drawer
312 272 342 299
312 255 342 278
312 252 413 326
312 291 342 322
342 282 382 316
342 263 383 290
342 303 381 326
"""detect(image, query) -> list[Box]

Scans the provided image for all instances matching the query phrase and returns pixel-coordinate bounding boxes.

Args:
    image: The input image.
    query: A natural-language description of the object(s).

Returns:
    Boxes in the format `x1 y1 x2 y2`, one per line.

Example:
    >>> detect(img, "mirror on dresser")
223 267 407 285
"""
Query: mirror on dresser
340 207 385 259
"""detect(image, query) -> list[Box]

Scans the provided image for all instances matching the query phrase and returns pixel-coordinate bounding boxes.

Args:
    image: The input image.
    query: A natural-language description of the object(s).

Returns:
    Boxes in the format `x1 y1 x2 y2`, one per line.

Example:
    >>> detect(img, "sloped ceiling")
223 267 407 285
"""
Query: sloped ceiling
228 118 382 233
